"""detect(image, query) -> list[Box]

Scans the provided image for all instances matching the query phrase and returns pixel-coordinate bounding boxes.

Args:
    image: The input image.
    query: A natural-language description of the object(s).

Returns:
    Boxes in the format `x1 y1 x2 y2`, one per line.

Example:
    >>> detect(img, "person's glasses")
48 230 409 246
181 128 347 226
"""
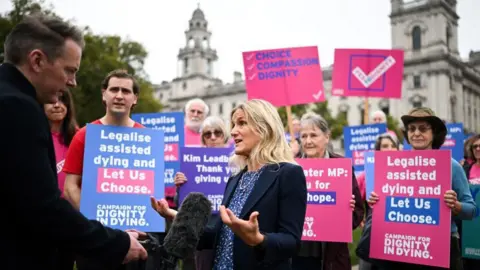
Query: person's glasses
407 125 431 133
203 130 223 139
472 144 480 150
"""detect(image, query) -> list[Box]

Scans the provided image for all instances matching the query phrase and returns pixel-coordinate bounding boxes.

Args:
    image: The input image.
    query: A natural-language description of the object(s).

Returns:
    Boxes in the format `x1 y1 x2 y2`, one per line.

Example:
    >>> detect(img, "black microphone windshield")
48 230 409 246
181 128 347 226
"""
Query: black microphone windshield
163 192 212 259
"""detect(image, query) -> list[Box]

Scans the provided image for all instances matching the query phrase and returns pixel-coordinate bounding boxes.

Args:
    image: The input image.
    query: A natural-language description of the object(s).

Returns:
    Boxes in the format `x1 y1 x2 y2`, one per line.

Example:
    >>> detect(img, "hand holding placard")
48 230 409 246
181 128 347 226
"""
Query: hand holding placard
174 172 187 187
370 150 451 268
444 190 461 215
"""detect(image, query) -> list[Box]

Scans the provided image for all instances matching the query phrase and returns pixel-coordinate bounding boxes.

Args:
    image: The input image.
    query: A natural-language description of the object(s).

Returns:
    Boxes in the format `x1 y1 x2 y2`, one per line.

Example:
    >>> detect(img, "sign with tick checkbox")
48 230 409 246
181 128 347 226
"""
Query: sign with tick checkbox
331 48 404 99
241 46 325 107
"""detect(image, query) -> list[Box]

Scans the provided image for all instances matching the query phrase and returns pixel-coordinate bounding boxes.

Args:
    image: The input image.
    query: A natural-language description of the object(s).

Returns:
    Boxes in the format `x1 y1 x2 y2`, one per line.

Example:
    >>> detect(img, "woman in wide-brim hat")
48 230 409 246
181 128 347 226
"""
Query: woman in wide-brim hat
400 107 448 150
369 107 476 270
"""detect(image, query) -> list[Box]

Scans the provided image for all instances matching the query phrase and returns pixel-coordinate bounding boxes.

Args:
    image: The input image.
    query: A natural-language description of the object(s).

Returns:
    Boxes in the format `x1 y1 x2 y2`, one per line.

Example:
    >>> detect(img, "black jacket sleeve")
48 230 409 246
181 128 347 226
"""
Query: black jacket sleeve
0 96 130 267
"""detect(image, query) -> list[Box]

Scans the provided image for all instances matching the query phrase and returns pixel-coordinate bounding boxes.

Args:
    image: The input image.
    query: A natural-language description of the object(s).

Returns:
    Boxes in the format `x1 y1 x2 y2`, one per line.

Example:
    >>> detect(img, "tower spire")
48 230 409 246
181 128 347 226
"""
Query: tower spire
176 6 218 78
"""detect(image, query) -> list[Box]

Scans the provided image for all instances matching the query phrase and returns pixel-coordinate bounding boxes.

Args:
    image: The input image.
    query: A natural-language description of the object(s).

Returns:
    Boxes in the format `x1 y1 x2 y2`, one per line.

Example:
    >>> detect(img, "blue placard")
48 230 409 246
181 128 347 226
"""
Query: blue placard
364 151 375 199
132 112 184 188
384 196 440 226
403 123 464 162
178 147 235 213
81 124 165 232
343 123 387 171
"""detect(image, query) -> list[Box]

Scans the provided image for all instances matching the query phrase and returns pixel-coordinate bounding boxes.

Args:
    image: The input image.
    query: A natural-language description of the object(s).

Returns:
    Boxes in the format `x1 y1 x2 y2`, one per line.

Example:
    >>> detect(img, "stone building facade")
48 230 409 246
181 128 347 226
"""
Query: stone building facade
155 0 480 132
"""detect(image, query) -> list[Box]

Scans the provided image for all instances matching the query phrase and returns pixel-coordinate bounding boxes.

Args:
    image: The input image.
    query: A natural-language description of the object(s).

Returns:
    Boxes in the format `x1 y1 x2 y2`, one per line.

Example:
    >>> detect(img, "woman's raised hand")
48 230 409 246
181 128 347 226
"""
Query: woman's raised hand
150 197 177 220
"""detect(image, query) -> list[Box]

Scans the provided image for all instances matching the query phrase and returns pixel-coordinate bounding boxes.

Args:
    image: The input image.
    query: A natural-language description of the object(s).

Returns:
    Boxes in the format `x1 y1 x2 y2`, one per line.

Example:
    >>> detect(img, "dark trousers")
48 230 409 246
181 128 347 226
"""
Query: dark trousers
194 249 214 270
291 256 322 270
56 249 75 270
464 258 480 270
181 255 196 270
378 235 463 270
359 258 379 270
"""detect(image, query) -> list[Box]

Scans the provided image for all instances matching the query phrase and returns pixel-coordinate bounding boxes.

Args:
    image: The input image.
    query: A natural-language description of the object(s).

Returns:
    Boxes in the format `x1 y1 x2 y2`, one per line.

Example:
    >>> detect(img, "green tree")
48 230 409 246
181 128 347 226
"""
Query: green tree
0 0 162 127
73 33 162 125
387 115 403 142
311 101 348 140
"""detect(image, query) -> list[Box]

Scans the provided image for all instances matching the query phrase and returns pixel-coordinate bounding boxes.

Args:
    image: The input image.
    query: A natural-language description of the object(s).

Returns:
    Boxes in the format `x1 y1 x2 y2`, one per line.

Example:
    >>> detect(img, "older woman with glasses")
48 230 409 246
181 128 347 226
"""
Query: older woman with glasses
292 112 364 270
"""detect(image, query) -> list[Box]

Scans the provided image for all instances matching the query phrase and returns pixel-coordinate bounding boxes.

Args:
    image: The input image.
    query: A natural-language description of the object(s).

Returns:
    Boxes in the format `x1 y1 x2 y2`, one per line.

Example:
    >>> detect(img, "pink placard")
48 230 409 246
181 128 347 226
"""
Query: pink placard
296 158 353 242
331 48 404 99
370 150 452 268
242 46 325 107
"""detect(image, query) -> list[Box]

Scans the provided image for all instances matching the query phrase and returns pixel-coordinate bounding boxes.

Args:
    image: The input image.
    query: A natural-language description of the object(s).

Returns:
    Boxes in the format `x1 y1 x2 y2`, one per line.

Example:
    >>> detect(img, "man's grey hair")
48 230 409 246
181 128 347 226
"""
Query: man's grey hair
185 98 210 115
371 110 387 123
4 14 85 65
300 112 330 134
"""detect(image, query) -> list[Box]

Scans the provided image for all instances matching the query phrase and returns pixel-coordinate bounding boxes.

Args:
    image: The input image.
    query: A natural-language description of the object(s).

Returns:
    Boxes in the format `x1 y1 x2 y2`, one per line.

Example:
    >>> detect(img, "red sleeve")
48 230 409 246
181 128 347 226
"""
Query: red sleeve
134 122 145 128
63 127 87 175
356 172 366 202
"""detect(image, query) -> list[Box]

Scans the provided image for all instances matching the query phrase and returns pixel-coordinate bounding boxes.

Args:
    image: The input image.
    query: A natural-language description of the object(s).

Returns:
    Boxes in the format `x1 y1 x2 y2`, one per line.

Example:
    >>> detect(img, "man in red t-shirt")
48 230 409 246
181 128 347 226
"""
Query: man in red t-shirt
63 69 144 209
63 70 147 270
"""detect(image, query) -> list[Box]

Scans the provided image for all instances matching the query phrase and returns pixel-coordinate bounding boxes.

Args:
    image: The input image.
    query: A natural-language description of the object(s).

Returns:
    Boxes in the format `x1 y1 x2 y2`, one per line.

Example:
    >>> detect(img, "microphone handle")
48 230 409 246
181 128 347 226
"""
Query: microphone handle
157 246 179 270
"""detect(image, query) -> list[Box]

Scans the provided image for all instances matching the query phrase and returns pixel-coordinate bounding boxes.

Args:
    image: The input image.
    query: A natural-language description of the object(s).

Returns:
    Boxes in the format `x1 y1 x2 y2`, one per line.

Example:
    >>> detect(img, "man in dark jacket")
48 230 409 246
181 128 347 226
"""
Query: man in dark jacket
0 14 147 269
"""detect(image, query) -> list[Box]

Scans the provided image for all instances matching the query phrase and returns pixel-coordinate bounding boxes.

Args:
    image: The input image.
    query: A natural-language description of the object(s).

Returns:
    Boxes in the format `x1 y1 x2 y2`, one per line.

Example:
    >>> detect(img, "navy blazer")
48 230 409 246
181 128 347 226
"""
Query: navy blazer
198 162 308 269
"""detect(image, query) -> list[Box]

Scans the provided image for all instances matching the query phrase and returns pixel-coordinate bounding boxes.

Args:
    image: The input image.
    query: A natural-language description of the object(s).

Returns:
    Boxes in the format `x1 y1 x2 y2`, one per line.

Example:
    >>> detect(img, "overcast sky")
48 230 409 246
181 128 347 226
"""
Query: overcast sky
1 0 479 84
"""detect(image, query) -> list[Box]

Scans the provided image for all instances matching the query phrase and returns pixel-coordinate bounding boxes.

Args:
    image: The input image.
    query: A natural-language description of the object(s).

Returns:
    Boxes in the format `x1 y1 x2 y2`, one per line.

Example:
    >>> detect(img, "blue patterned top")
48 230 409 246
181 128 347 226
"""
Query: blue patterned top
212 167 265 270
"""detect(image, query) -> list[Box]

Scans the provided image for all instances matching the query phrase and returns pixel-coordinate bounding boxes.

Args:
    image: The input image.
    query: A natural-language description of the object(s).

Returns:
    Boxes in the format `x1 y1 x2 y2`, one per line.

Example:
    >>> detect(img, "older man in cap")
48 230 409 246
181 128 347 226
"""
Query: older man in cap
369 107 476 270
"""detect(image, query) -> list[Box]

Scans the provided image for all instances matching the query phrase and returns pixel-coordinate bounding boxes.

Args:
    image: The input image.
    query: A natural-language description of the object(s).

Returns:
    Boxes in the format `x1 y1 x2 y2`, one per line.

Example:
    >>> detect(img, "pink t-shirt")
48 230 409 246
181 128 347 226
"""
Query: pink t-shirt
184 126 202 147
52 132 69 197
469 164 480 184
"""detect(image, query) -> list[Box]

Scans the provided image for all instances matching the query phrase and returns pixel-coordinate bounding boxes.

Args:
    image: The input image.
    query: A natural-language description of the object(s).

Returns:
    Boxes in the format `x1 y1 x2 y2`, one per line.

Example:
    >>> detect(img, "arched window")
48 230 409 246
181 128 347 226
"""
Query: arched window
183 59 189 75
446 25 452 48
360 108 365 125
381 106 390 116
450 96 457 123
413 101 422 108
188 38 194 48
412 26 422 50
206 59 212 75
